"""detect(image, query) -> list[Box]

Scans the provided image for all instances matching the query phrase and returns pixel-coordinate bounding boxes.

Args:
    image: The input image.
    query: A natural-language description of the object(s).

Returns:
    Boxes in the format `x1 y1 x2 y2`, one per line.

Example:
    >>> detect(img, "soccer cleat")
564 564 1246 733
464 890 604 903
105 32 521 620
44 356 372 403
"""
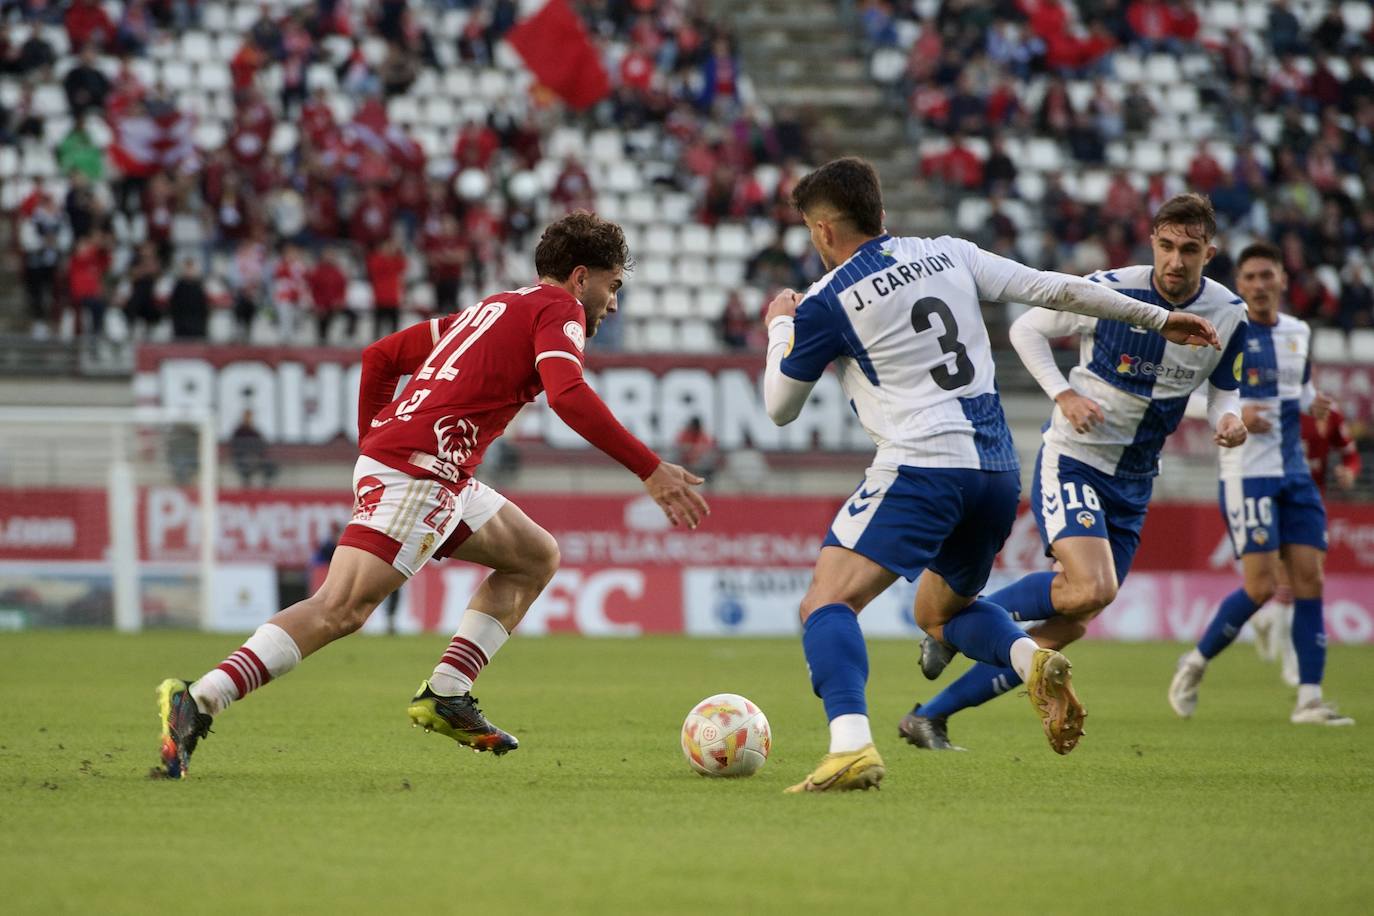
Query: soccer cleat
897 706 965 751
784 743 885 793
1250 603 1278 662
407 681 519 755
1168 653 1206 719
1024 648 1086 754
919 634 956 681
155 678 213 779
1290 699 1355 726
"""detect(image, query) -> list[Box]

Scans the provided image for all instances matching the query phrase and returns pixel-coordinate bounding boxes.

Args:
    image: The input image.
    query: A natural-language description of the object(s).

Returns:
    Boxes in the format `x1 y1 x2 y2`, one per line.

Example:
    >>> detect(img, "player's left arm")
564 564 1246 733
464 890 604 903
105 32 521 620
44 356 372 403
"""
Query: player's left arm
950 239 1219 347
1206 320 1247 447
1298 356 1335 420
357 317 449 440
762 288 844 426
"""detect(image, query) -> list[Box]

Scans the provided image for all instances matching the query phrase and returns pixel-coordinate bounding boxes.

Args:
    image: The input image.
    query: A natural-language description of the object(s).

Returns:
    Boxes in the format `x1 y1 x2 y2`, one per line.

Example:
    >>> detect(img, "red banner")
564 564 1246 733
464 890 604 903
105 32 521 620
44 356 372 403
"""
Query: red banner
7 486 1374 573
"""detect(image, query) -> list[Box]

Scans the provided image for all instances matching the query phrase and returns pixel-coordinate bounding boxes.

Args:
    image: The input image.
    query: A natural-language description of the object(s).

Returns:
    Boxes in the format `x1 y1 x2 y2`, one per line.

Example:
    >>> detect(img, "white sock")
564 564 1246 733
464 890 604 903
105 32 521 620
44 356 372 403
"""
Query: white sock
1009 636 1040 682
191 623 302 716
1297 683 1323 706
429 609 510 696
828 713 873 754
1185 648 1207 668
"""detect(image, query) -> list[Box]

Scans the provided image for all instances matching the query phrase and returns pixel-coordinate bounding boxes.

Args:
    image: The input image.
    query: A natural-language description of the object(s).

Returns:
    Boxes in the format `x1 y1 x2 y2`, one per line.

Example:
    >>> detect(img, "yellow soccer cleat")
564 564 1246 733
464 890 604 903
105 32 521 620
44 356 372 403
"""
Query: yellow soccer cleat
1025 648 1087 755
784 743 885 793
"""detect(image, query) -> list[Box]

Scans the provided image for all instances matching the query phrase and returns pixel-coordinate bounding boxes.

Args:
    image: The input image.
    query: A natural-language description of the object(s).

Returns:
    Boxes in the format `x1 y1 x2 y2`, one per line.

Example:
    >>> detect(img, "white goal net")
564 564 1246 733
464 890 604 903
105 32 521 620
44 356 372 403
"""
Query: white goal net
0 405 217 632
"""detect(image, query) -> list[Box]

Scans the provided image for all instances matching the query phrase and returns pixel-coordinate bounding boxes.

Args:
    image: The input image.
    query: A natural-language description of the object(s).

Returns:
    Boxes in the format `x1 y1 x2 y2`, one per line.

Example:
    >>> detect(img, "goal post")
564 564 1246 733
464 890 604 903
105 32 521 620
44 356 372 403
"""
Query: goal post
0 404 217 632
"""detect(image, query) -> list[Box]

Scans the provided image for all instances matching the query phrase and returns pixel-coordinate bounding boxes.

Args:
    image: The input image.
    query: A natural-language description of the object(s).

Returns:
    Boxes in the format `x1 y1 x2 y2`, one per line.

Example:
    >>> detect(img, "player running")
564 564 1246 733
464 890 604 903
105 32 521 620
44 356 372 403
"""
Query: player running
902 193 1248 752
1169 241 1354 726
154 212 709 778
1249 394 1361 681
761 159 1220 791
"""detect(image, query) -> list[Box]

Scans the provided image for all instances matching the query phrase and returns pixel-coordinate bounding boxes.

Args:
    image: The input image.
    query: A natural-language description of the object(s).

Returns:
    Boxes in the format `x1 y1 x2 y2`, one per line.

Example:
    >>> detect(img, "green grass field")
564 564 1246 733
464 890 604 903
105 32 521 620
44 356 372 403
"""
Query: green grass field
1 632 1371 915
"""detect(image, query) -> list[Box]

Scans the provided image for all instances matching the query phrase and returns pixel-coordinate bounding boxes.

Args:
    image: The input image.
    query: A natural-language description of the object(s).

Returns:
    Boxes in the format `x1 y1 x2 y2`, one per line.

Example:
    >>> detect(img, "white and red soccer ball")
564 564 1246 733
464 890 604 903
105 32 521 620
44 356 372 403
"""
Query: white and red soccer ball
680 693 771 777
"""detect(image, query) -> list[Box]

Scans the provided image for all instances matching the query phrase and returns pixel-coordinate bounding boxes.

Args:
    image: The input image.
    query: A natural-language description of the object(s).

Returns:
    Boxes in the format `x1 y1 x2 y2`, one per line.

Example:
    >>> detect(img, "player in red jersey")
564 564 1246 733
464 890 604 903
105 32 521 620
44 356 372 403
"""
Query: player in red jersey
1301 406 1360 495
154 212 709 778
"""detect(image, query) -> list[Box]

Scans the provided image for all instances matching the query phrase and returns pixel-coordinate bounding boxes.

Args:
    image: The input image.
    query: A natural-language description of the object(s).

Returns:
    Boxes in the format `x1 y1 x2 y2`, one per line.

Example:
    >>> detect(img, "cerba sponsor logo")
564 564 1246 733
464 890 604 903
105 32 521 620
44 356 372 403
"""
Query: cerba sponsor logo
1116 353 1196 381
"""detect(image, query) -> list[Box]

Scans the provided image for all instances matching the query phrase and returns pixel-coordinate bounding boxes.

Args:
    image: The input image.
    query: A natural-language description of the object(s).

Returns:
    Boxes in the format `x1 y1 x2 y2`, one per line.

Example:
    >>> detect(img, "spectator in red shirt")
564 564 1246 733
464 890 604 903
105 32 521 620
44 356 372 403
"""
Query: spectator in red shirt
65 0 114 53
307 247 352 341
1302 407 1361 496
366 233 407 337
68 232 111 336
920 135 983 191
301 87 337 148
551 156 595 213
1126 0 1171 50
1167 1 1200 44
230 38 267 93
453 119 499 171
422 213 467 315
1187 142 1226 194
272 243 311 337
350 184 393 249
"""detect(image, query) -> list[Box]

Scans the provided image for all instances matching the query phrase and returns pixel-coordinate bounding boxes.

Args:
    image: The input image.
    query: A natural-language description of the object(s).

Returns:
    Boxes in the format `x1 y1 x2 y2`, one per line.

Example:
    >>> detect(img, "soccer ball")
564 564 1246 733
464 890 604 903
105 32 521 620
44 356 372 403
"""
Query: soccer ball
680 693 771 777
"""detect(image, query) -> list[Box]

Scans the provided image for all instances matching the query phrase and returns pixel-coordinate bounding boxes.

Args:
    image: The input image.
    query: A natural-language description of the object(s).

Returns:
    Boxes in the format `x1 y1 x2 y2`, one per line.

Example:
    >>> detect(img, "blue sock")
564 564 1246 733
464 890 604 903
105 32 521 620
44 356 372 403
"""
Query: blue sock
1197 587 1261 659
941 599 1024 668
920 662 1022 719
984 571 1058 622
1292 597 1325 685
801 603 869 719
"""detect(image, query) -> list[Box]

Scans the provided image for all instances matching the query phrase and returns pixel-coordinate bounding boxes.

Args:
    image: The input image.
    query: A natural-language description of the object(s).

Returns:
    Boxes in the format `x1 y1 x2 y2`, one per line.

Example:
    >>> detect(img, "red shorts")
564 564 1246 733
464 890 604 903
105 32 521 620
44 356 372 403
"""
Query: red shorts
339 456 507 577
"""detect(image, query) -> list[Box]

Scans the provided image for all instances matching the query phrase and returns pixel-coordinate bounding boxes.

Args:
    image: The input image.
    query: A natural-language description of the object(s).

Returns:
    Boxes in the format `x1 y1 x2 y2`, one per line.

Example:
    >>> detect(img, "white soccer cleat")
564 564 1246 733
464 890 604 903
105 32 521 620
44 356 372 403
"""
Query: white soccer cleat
1168 654 1206 718
1250 603 1278 662
1290 699 1355 726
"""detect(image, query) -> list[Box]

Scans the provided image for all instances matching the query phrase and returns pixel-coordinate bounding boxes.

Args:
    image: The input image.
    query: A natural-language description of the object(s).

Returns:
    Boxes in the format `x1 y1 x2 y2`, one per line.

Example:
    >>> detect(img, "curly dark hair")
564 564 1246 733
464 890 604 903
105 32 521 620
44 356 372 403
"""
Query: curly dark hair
1152 192 1217 241
790 157 885 237
534 211 632 281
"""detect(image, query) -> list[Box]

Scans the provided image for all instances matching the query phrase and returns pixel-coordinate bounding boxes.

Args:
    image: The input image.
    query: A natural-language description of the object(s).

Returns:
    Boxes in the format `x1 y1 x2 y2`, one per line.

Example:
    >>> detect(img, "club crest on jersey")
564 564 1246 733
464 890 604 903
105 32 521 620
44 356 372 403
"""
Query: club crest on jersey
434 415 478 471
563 320 586 352
1076 510 1096 528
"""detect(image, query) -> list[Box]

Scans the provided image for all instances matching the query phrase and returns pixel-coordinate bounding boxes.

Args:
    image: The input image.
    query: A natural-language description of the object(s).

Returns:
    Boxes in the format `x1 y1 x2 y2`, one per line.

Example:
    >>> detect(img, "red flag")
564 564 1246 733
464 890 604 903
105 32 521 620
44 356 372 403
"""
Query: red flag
505 0 610 111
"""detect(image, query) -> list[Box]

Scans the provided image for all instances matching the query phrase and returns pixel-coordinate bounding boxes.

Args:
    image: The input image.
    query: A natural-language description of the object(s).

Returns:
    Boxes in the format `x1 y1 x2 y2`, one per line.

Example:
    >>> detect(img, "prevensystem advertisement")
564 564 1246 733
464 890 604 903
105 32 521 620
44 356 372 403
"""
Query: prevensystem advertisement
3 487 1374 643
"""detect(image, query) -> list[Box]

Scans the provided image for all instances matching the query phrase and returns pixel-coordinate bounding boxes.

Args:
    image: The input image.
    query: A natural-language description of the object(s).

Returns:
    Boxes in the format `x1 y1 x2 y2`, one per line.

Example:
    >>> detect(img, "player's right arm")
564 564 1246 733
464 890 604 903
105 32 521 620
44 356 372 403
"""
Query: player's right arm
762 287 844 426
532 299 708 528
357 317 451 441
950 239 1219 348
1008 307 1105 433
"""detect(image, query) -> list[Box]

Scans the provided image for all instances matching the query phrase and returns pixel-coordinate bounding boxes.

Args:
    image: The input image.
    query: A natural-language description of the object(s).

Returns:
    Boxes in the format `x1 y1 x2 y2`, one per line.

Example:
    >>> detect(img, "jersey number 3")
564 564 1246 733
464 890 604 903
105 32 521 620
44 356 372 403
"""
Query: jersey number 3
910 296 974 390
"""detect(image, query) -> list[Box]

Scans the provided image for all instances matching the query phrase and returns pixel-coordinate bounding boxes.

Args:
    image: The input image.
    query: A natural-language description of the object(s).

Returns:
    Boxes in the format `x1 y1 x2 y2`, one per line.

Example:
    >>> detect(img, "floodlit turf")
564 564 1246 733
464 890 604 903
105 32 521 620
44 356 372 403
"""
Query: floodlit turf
1 632 1371 915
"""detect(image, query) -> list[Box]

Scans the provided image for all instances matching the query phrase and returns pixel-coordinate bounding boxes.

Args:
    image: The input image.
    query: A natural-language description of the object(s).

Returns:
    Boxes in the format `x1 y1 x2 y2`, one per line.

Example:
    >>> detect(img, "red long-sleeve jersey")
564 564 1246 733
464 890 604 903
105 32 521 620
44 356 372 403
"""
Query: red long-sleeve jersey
1301 407 1361 495
357 284 659 484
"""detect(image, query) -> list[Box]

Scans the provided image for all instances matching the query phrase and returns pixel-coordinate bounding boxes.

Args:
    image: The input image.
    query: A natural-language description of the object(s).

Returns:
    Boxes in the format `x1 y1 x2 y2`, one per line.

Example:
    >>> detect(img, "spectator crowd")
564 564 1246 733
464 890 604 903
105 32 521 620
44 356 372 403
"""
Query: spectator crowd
2 0 814 346
862 0 1374 332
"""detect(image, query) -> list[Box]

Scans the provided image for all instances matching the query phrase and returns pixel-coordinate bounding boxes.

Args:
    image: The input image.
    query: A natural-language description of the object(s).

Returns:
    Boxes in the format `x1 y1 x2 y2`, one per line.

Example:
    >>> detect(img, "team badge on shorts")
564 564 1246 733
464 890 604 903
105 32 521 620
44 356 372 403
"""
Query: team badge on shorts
1252 528 1269 546
418 532 436 559
1076 510 1096 528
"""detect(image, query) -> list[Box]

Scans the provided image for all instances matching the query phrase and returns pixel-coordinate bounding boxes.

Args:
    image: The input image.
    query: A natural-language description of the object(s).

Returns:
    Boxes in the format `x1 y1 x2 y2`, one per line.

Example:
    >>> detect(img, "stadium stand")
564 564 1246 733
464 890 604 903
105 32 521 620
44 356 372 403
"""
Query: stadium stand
0 0 814 353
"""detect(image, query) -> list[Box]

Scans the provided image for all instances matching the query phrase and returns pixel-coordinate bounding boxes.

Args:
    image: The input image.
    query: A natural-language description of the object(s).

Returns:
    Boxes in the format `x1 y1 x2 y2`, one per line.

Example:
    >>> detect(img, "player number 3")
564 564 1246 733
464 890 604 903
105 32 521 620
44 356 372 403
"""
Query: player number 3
910 296 975 391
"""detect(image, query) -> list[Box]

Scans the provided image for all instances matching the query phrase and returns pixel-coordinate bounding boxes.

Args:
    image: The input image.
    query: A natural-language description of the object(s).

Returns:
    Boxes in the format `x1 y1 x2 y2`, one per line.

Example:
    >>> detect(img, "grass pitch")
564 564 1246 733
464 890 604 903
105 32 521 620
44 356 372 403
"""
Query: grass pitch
1 632 1371 916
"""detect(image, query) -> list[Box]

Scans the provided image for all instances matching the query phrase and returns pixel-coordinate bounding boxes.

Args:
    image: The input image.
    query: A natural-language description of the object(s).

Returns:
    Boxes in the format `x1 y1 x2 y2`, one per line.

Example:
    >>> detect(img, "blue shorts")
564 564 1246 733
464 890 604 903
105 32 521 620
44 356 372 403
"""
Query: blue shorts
1219 474 1328 557
1031 446 1153 584
822 465 1020 596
